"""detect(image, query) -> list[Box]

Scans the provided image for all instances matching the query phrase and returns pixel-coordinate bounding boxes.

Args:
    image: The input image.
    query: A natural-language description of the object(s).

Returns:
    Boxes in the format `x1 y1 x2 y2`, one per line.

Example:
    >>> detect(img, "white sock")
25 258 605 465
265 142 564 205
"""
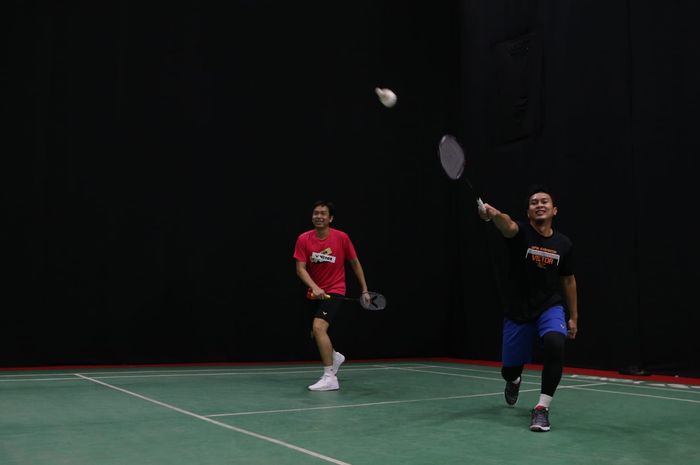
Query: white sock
537 394 552 409
323 366 334 377
513 376 521 385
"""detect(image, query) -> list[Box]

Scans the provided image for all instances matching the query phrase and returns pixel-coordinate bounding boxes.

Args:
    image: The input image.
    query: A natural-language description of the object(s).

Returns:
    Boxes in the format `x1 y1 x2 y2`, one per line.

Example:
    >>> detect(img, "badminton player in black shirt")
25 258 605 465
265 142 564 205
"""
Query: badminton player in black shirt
479 185 578 432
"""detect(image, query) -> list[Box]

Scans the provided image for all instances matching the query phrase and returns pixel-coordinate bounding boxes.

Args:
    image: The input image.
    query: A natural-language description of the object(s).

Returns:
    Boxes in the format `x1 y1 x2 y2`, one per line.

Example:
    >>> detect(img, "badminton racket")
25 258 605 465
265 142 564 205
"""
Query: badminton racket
315 292 387 311
438 134 488 219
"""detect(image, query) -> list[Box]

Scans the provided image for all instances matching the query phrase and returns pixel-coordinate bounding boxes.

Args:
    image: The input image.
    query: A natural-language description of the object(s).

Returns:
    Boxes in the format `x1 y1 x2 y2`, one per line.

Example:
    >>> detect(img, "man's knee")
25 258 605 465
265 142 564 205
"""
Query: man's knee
542 331 566 361
502 365 524 382
311 318 329 336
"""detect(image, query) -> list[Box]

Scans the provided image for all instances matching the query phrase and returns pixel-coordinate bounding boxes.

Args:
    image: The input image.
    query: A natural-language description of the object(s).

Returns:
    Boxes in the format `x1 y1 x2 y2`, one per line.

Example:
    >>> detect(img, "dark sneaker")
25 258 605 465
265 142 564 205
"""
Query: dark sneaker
530 406 551 432
504 380 521 406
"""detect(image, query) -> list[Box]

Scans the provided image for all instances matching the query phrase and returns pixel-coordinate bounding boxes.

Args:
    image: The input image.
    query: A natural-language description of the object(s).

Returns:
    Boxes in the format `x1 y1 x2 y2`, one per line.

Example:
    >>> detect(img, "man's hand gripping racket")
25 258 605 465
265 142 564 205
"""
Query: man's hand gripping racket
438 135 490 221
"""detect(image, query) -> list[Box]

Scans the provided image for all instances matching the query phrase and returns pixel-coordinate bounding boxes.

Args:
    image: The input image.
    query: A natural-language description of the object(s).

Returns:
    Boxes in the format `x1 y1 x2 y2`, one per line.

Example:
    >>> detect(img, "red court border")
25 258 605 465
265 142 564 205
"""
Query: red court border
1 357 698 385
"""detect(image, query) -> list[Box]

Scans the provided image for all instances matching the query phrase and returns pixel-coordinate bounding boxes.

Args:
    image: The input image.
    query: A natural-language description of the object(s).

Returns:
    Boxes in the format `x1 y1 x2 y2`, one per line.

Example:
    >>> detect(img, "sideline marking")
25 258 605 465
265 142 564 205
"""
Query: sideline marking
74 373 352 465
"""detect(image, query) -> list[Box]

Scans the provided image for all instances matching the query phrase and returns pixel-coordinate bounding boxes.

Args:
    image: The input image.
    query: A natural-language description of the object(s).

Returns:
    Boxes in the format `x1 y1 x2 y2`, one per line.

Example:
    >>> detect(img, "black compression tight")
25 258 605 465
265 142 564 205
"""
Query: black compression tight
501 331 566 397
541 331 566 396
501 365 524 383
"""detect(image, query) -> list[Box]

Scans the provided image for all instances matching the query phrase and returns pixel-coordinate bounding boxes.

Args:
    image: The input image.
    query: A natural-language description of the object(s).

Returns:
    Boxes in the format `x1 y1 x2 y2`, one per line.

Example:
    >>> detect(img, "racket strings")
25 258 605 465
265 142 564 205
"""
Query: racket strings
362 292 386 311
438 135 466 180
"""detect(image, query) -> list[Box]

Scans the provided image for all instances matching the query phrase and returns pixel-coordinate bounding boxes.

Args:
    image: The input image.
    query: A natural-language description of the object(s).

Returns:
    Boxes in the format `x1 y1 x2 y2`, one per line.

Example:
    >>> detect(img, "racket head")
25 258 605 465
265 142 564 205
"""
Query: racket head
361 291 387 311
438 134 466 180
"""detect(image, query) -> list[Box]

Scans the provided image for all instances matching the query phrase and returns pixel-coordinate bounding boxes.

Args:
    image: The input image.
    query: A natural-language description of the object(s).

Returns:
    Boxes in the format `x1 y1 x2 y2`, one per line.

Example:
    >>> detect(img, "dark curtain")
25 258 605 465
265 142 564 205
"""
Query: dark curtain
5 1 699 375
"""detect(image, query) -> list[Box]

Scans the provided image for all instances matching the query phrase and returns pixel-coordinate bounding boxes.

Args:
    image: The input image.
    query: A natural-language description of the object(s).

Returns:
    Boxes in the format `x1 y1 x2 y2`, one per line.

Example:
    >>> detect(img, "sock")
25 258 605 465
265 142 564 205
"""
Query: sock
537 394 552 409
513 376 521 385
323 366 334 377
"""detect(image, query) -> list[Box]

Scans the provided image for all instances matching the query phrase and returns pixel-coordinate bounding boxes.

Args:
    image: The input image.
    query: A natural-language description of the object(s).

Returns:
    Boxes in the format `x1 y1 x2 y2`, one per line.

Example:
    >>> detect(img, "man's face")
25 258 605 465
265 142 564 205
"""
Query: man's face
312 206 333 229
527 192 557 223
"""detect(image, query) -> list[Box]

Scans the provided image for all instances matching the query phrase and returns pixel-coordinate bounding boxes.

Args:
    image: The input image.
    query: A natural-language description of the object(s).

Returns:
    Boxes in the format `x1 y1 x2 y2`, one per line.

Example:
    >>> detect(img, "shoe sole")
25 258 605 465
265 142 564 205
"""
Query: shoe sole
307 386 339 391
529 425 550 432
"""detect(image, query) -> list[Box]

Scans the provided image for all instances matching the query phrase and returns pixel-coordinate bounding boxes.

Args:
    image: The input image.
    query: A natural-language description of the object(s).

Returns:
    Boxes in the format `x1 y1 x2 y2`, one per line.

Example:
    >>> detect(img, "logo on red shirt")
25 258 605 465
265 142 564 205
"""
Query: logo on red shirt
311 248 336 264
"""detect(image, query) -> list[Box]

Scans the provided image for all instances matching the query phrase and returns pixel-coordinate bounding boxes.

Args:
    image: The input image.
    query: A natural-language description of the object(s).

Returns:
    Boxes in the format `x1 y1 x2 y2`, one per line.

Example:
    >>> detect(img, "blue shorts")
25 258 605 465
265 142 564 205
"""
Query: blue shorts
502 305 567 367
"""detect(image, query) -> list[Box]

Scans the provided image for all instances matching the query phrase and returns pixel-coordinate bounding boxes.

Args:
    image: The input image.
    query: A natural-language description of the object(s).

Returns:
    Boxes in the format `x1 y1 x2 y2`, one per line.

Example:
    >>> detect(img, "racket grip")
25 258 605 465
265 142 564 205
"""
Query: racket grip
477 198 491 222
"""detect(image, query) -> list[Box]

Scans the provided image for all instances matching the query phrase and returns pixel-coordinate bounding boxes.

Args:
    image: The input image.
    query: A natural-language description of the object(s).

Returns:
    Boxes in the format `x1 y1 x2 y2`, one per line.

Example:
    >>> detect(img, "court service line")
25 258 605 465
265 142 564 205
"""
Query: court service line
0 365 358 378
408 364 542 379
408 363 640 384
388 366 541 386
412 364 700 393
566 385 700 404
207 388 540 418
0 365 439 384
392 365 700 396
206 383 607 418
0 376 84 382
396 366 700 403
74 374 352 465
0 367 314 378
87 366 393 381
0 364 430 379
410 364 645 385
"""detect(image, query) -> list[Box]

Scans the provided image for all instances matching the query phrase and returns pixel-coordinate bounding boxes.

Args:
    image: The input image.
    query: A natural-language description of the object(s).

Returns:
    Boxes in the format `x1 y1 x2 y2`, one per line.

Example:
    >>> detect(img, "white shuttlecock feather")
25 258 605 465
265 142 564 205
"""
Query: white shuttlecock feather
375 87 398 108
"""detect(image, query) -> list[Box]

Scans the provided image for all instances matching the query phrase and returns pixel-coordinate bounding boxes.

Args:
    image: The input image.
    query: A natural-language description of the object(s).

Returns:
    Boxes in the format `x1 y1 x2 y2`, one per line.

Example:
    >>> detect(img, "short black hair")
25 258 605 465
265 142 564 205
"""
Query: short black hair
312 200 335 217
525 184 555 207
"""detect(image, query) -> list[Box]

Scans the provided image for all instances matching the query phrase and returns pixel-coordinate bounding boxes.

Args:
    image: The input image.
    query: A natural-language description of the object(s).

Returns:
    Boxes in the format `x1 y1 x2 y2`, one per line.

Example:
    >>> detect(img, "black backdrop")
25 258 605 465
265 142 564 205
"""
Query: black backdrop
5 1 699 375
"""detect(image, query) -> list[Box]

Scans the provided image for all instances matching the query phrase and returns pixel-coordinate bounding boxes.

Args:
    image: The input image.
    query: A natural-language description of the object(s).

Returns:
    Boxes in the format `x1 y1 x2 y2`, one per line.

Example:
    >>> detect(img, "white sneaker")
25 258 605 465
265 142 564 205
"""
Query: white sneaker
332 351 345 374
307 374 339 391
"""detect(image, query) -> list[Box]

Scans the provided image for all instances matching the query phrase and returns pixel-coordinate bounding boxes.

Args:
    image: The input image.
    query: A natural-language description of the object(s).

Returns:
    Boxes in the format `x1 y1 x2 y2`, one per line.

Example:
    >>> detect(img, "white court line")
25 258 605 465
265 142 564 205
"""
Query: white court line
0 365 347 378
388 366 541 386
408 363 540 378
411 364 637 383
206 388 544 418
0 364 431 379
74 374 352 465
391 366 700 401
0 366 402 383
0 372 99 379
0 377 81 383
0 366 324 378
568 379 700 395
389 365 700 405
207 382 608 418
566 385 700 404
404 364 700 395
88 366 393 381
6 363 697 398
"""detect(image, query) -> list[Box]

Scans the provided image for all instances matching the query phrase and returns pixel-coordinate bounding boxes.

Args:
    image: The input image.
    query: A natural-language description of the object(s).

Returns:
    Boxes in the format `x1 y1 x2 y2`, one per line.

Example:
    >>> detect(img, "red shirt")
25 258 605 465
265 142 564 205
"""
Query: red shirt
293 228 358 298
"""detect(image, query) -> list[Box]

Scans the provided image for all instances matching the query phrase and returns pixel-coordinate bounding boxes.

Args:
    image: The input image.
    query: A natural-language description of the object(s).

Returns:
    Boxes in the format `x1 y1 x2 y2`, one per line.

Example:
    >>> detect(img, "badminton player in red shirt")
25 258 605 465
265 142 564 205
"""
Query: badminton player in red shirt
293 200 371 391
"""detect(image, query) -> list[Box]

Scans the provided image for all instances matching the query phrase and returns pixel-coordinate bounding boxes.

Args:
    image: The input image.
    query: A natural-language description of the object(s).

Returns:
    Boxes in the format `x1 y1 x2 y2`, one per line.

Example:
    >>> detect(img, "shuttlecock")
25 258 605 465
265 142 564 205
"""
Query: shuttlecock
375 87 397 108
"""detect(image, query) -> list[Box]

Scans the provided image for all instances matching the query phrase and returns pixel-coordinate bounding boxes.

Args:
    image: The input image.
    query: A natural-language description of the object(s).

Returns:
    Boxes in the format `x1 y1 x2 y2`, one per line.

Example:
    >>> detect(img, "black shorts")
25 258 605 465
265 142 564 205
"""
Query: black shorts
308 293 343 323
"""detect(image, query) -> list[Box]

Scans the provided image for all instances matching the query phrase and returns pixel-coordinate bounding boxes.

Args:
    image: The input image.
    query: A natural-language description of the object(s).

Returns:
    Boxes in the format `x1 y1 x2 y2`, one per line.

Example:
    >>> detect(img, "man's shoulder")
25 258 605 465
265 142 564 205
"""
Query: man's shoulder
329 228 349 239
297 230 315 241
505 220 526 240
553 229 573 244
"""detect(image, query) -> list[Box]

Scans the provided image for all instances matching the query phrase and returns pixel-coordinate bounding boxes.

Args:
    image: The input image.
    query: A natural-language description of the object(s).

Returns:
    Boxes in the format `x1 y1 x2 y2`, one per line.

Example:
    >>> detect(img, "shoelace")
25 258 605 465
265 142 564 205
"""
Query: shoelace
531 408 549 423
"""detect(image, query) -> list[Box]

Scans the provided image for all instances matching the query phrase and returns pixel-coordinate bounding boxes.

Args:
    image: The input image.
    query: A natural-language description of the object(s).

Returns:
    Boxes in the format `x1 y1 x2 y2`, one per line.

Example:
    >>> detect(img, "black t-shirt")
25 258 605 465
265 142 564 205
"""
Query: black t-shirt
504 220 574 322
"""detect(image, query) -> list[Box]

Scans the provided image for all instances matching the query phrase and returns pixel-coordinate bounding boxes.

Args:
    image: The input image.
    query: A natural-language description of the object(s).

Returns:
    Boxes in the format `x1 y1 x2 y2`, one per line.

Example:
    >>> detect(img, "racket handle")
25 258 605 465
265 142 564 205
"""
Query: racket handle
477 198 491 222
